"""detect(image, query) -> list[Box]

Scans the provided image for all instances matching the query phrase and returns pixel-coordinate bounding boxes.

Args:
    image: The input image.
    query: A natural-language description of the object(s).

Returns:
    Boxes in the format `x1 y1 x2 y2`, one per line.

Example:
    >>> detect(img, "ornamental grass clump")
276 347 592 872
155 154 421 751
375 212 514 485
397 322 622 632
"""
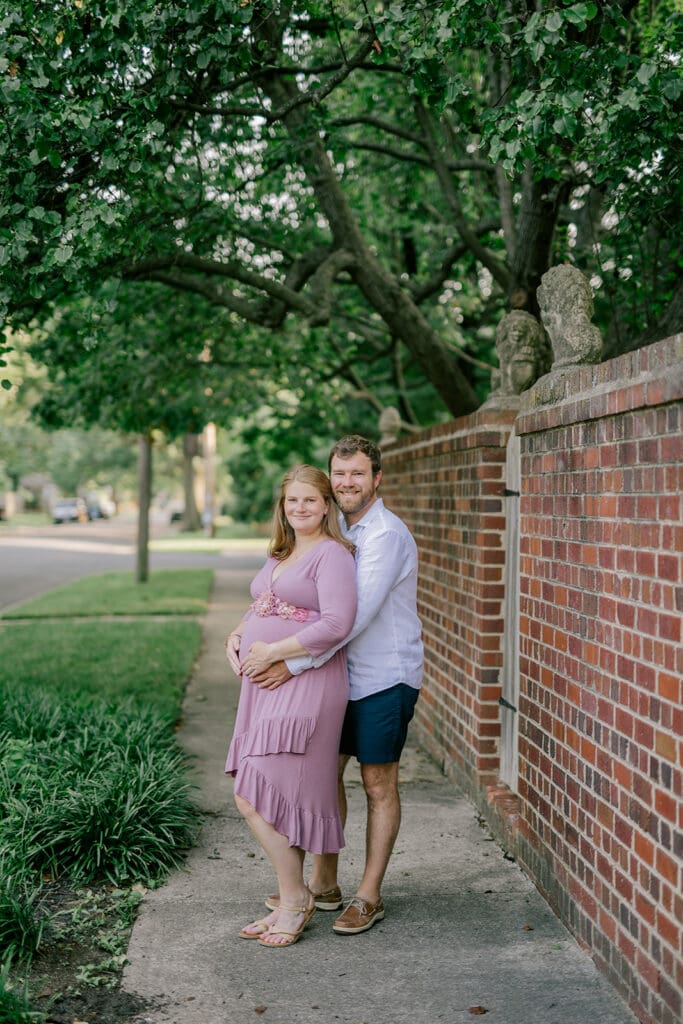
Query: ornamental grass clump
0 687 199 887
0 876 44 968
20 742 198 884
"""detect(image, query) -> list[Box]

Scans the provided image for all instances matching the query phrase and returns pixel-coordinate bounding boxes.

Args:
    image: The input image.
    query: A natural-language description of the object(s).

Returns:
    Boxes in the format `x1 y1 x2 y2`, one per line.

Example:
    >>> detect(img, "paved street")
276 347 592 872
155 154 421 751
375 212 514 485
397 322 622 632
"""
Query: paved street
0 516 265 611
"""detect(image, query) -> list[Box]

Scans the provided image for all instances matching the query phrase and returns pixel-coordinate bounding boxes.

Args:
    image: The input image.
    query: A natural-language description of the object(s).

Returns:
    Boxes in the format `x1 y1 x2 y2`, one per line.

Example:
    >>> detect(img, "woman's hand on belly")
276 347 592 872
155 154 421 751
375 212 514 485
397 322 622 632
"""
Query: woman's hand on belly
225 633 243 676
241 641 277 677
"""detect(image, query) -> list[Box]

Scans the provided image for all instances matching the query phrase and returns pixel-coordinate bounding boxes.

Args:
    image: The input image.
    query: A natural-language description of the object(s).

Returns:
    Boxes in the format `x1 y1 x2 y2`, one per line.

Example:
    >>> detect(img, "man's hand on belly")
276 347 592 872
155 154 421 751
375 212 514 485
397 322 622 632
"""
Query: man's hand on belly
250 661 294 690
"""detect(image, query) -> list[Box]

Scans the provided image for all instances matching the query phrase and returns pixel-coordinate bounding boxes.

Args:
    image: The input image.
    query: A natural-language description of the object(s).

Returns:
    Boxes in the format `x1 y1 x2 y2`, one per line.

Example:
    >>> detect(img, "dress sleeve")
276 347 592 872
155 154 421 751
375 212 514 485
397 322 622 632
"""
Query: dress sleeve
292 543 357 658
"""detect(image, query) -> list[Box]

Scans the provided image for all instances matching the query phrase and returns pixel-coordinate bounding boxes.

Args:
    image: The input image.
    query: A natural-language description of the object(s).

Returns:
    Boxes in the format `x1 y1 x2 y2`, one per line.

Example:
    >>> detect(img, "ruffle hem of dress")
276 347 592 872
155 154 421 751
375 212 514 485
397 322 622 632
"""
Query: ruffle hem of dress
225 714 345 855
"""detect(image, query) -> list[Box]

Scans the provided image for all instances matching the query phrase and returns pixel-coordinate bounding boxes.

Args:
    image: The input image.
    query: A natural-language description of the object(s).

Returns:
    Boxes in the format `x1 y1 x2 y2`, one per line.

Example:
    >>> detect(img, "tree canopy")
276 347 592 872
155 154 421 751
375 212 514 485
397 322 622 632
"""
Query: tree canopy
1 0 680 426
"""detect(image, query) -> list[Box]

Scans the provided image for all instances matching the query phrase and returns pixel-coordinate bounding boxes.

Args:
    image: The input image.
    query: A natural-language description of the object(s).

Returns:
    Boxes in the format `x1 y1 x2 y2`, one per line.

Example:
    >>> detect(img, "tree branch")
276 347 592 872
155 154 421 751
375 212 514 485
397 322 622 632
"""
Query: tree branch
330 116 493 172
391 337 420 424
332 116 425 146
125 254 314 313
170 34 377 123
228 61 404 91
409 217 502 303
334 137 493 173
414 100 510 292
306 250 356 325
124 247 356 328
127 270 271 324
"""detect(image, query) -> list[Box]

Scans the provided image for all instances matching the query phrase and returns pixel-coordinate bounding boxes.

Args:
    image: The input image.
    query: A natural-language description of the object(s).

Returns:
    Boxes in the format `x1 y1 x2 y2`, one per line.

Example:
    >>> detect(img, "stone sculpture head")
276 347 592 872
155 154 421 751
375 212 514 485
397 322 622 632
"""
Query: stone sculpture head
492 310 550 397
537 265 602 368
378 406 401 445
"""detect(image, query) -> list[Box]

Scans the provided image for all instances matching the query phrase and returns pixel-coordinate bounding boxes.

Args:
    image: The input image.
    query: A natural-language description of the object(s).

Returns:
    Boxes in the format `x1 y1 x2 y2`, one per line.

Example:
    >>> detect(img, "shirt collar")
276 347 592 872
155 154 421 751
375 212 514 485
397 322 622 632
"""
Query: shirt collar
342 496 385 536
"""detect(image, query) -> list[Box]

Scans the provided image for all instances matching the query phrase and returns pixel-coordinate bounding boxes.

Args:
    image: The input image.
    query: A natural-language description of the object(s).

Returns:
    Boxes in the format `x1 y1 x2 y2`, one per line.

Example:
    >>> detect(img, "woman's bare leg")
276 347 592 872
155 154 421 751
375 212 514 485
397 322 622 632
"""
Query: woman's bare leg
235 793 312 944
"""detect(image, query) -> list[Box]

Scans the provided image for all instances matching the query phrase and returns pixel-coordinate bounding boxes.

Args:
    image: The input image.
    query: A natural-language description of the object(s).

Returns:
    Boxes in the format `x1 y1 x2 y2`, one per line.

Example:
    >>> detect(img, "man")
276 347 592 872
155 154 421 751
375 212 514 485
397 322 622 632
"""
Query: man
253 434 423 935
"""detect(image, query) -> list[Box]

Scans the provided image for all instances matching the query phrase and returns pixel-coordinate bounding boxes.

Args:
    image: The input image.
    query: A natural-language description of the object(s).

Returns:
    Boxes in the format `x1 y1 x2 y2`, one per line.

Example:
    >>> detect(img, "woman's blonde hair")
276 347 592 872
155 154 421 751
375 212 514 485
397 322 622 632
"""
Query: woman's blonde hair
269 464 355 560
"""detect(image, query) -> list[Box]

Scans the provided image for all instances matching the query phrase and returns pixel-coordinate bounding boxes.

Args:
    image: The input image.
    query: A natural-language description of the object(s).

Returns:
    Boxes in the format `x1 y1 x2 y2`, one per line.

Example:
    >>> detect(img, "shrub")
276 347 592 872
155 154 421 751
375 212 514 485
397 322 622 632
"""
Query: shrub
0 681 199 886
20 743 198 884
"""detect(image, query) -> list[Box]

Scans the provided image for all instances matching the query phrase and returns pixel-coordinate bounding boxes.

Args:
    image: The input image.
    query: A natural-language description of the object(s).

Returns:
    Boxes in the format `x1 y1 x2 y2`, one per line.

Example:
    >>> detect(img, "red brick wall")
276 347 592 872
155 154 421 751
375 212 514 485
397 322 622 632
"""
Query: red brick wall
381 409 516 782
382 335 682 1024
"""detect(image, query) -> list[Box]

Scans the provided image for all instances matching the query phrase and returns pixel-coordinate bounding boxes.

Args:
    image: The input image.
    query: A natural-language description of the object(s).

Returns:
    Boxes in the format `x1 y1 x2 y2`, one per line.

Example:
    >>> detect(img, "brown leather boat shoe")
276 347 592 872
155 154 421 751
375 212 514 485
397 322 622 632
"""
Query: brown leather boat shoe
332 896 385 934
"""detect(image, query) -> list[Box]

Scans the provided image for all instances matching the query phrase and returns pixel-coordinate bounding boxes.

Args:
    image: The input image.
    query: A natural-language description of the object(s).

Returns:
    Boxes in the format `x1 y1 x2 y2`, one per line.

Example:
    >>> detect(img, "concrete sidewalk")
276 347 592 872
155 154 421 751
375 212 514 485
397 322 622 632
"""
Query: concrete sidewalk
122 568 637 1024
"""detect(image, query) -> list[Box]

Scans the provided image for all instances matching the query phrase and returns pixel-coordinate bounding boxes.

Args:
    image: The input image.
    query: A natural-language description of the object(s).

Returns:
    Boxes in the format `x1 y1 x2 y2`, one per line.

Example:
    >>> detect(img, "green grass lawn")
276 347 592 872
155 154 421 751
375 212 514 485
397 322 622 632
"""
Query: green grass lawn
0 512 52 529
0 619 201 720
1 568 213 618
0 567 210 1009
0 568 213 713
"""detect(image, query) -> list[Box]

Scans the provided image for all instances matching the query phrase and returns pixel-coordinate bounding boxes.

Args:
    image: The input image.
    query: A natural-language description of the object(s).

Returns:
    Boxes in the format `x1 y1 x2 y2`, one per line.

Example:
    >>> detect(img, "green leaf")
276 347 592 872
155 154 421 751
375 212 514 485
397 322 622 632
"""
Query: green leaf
553 113 578 136
661 76 682 101
618 87 641 110
564 3 597 27
530 39 546 62
53 245 74 265
636 62 657 85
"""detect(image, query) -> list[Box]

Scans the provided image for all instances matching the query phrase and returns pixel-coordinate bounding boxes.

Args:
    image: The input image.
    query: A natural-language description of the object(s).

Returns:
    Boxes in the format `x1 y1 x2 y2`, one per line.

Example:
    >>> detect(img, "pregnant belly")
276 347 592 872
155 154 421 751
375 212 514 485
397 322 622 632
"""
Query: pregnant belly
240 612 319 653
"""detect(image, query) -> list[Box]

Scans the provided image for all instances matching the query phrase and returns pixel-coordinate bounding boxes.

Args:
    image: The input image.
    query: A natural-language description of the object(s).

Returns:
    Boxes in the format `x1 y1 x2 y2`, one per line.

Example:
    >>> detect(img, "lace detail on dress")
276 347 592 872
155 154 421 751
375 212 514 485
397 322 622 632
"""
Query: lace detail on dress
250 590 309 622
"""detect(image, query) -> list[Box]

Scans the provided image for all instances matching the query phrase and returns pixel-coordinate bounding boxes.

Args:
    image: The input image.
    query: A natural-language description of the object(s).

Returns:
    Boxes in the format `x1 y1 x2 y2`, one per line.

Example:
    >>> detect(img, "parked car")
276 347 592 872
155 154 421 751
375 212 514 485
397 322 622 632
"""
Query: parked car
87 500 108 519
53 497 90 524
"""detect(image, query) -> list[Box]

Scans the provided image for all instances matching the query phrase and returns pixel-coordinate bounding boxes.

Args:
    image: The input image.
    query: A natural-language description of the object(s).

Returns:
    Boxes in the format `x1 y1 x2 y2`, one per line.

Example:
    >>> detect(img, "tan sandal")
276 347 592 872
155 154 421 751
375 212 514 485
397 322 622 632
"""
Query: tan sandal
257 901 316 948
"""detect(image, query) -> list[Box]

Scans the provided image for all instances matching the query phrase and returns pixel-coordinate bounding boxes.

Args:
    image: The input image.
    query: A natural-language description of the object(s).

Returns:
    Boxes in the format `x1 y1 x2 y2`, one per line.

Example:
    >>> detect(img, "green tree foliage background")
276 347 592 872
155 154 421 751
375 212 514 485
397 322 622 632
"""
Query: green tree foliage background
0 0 680 487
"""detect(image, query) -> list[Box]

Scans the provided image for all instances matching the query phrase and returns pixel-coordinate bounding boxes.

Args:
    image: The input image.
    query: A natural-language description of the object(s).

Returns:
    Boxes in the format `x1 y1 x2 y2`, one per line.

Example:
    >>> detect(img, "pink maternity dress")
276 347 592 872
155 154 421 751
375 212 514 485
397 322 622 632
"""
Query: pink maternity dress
225 539 357 854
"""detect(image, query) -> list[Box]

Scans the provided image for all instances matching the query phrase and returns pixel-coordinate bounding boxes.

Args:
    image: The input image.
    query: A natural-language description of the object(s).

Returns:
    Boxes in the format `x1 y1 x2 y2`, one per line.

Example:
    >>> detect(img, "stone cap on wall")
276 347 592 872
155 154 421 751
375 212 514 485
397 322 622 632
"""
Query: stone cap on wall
382 407 518 461
515 334 683 435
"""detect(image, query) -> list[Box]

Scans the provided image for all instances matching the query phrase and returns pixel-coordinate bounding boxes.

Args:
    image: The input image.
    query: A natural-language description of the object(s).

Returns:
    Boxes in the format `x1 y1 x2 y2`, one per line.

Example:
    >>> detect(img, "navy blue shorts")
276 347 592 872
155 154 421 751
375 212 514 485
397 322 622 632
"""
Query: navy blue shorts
340 683 420 764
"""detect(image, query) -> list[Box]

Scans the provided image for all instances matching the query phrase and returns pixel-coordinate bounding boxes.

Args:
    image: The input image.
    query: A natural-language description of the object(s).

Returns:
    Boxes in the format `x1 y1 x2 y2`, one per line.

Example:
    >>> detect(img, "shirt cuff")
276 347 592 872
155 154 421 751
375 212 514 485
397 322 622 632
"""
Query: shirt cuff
285 654 312 676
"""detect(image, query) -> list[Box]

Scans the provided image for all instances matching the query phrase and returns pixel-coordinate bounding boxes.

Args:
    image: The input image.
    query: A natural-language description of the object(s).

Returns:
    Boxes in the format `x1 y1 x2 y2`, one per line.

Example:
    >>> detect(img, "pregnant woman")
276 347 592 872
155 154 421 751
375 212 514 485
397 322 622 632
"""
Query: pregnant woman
225 464 357 948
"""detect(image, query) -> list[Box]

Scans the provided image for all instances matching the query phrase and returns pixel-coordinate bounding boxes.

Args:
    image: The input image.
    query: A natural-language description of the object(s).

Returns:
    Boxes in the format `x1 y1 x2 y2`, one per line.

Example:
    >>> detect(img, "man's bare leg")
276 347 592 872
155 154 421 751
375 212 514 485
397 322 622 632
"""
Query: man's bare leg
309 754 350 893
354 761 400 904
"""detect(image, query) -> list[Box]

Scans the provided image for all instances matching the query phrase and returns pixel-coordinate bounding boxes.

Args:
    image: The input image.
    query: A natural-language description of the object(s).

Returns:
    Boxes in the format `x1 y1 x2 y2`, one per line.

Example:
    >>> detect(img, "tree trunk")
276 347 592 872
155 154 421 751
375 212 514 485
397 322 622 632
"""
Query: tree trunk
181 432 201 532
510 169 568 315
136 433 152 583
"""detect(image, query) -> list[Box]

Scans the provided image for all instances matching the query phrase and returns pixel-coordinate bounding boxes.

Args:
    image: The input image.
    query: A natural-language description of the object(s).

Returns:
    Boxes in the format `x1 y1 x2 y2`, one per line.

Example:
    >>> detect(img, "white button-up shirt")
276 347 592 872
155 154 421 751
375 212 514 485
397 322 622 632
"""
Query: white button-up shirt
287 498 423 701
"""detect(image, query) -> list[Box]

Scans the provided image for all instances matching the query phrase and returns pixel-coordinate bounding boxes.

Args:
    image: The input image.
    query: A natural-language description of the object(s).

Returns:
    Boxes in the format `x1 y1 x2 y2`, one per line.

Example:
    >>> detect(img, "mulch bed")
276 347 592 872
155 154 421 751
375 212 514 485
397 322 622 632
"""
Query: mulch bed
16 880 153 1024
